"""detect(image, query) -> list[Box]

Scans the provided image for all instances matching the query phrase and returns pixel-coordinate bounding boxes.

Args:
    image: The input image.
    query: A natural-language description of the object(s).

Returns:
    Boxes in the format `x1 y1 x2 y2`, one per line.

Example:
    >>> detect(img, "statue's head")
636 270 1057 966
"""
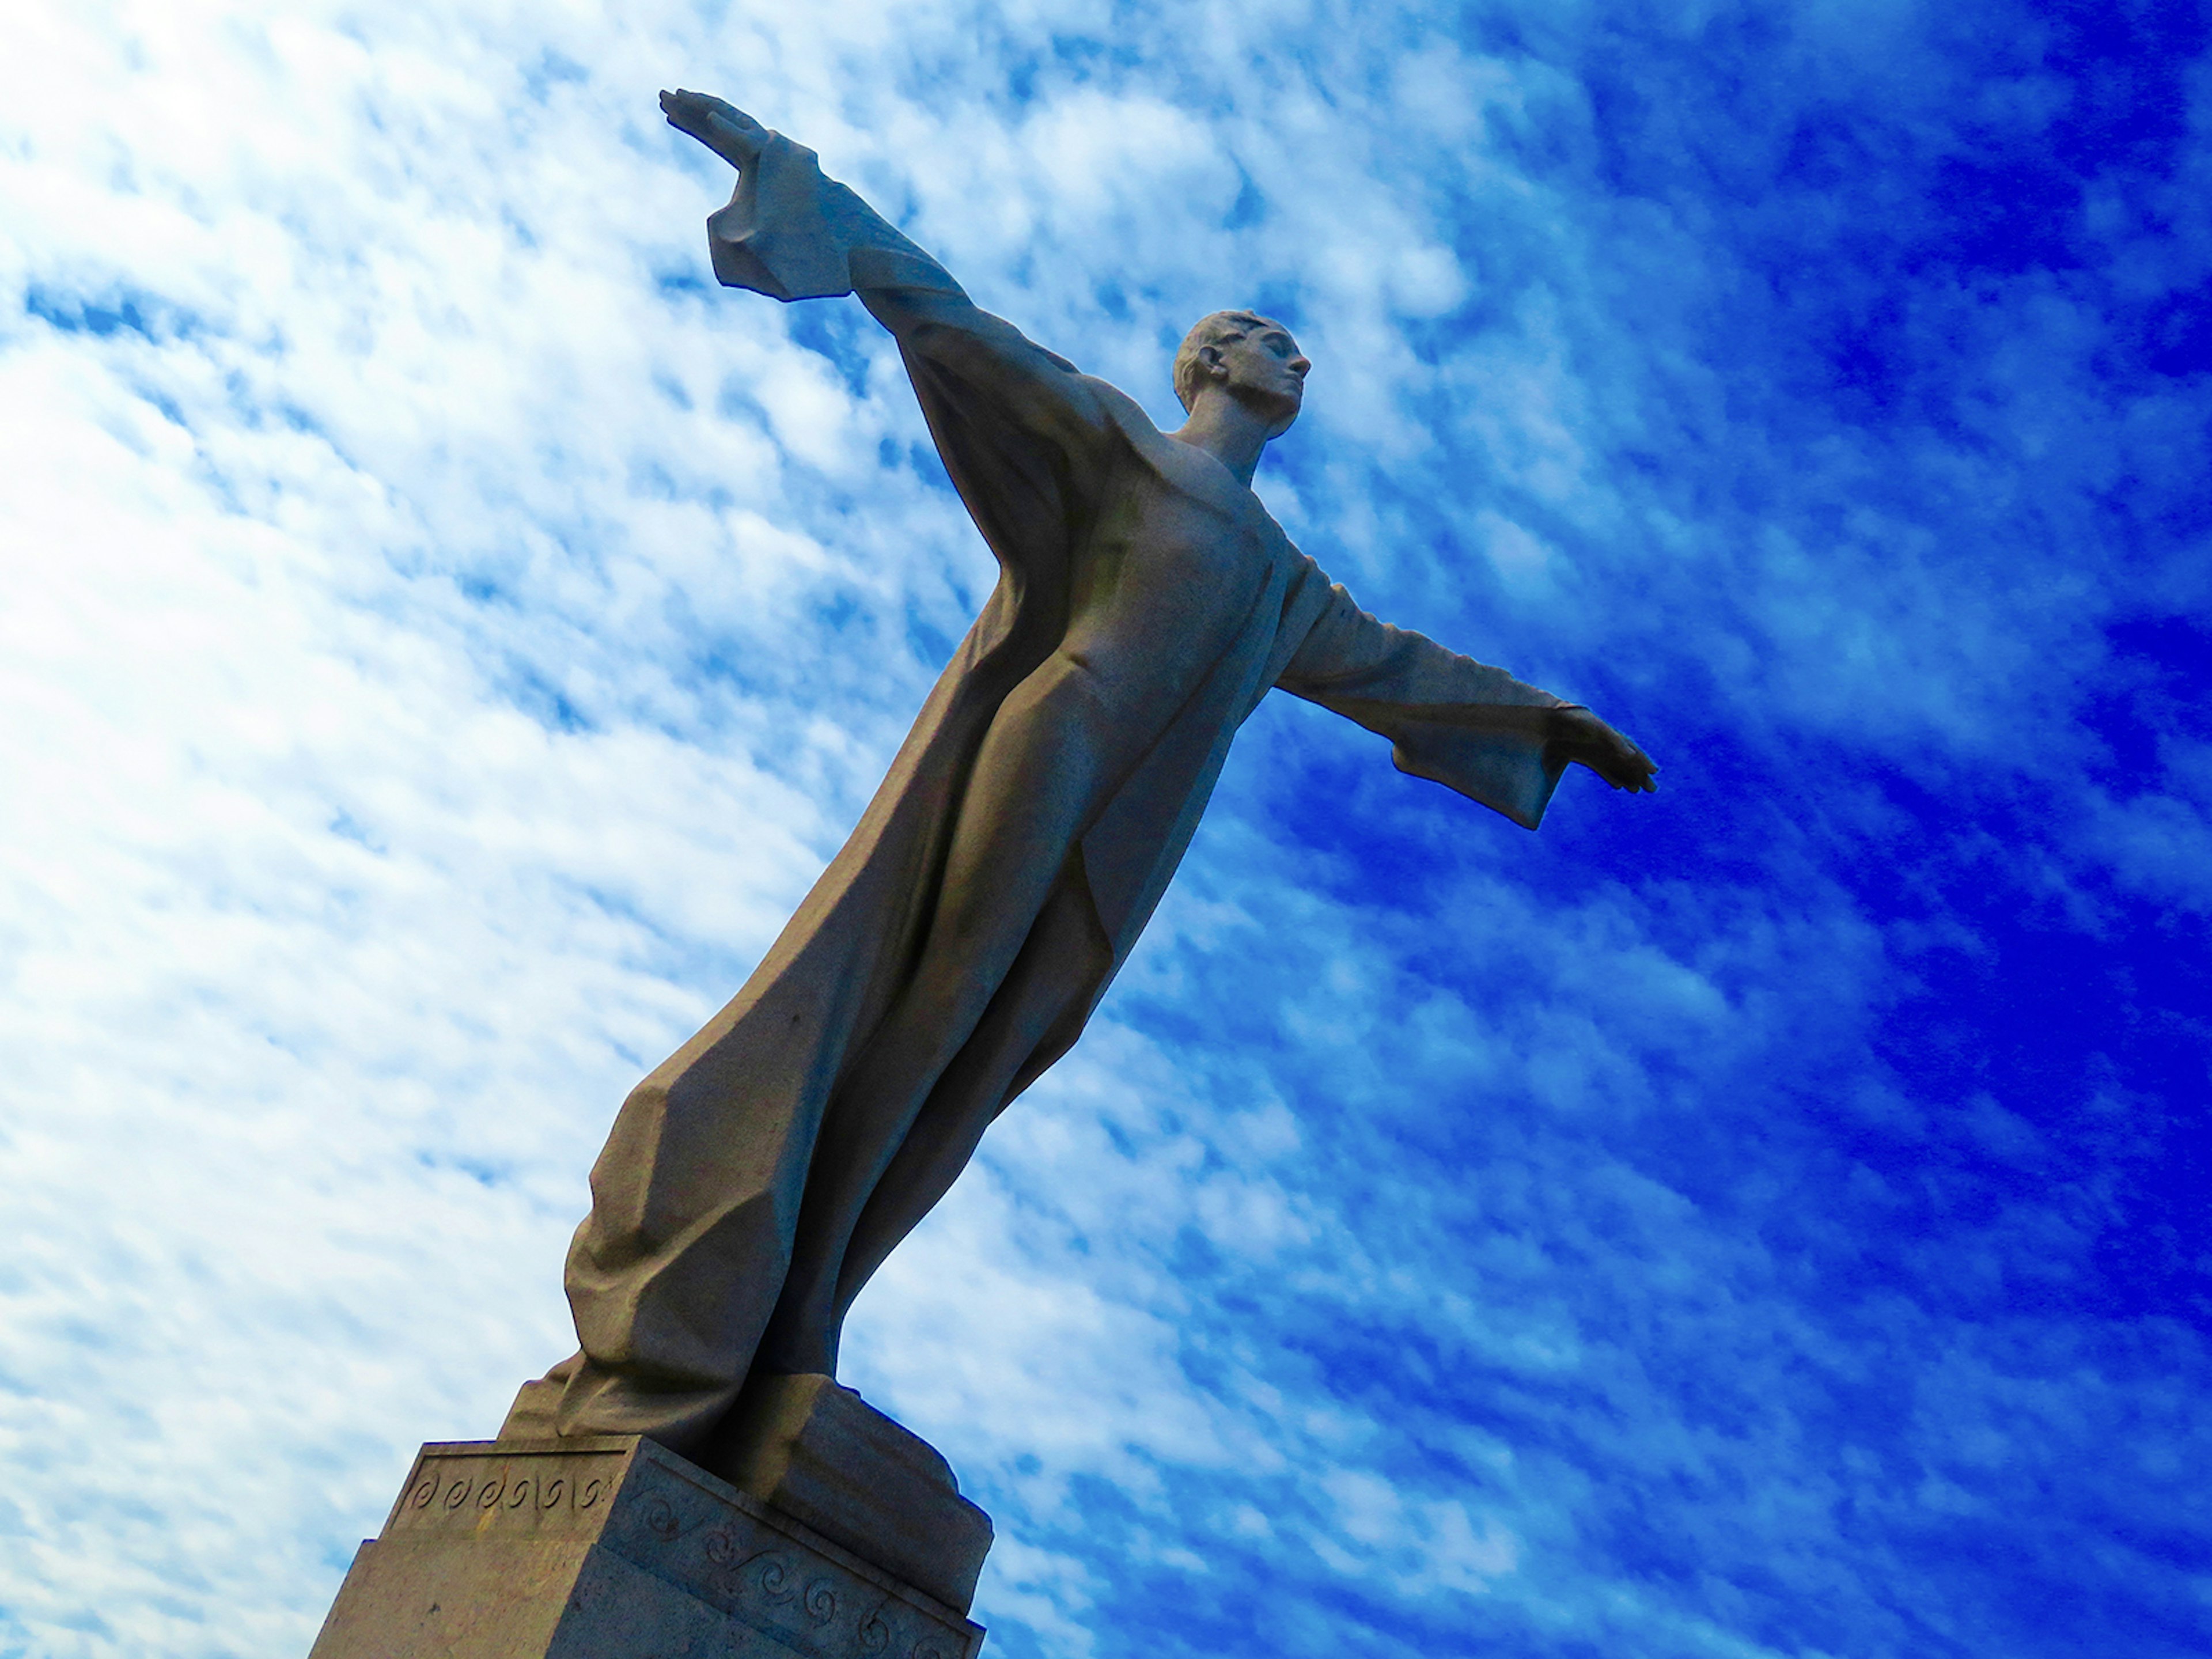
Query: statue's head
1173 310 1310 432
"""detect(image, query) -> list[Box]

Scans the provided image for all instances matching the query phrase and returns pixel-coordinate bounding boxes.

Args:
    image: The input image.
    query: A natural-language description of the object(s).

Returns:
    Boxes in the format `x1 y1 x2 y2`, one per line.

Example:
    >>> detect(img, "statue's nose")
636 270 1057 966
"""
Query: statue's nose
1290 355 1310 376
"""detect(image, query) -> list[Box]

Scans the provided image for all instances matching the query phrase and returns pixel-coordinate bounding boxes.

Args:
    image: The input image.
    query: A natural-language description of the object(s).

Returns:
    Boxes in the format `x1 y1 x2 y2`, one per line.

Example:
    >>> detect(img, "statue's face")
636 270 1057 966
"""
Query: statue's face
1205 320 1310 431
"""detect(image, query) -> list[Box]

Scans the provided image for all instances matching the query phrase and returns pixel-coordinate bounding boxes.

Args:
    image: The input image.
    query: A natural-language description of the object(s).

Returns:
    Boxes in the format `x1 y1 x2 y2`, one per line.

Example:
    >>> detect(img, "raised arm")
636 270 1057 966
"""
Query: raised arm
1277 565 1656 830
660 90 1111 468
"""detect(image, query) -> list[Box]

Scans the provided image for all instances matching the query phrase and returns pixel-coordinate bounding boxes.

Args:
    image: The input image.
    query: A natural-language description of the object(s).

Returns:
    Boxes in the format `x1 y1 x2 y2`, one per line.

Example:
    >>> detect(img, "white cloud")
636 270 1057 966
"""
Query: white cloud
3 2 2206 1657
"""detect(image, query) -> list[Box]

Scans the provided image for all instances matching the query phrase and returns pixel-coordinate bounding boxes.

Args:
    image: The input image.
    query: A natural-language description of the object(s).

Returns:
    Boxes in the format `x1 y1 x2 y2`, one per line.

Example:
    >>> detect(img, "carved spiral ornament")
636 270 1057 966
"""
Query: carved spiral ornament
752 1551 800 1604
383 1455 977 1659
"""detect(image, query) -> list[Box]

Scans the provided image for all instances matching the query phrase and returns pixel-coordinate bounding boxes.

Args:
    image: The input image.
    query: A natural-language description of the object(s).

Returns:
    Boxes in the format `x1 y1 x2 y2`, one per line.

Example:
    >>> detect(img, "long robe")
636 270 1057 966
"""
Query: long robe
518 136 1573 1450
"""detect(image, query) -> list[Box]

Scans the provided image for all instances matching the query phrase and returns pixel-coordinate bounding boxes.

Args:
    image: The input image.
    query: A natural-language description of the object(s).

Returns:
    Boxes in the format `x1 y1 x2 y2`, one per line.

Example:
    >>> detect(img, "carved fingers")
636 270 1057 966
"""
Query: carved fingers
661 88 769 169
1603 732 1659 791
1551 706 1658 793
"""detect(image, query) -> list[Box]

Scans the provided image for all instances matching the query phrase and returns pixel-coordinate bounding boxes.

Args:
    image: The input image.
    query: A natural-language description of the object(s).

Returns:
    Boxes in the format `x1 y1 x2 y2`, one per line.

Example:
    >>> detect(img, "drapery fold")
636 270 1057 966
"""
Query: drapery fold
516 133 1570 1449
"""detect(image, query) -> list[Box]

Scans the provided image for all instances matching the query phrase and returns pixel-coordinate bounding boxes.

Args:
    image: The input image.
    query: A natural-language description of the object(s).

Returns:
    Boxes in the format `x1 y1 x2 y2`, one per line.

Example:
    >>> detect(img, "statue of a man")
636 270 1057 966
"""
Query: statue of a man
502 92 1656 1454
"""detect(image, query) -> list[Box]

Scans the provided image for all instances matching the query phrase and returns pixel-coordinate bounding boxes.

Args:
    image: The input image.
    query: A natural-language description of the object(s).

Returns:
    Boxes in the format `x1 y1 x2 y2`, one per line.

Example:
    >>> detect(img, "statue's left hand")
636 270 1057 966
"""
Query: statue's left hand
661 89 770 171
1548 705 1658 794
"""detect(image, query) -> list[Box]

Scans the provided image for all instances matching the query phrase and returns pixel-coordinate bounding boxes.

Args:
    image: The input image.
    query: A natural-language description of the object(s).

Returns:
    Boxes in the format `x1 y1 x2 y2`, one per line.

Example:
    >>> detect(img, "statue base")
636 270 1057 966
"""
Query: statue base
309 1380 991 1659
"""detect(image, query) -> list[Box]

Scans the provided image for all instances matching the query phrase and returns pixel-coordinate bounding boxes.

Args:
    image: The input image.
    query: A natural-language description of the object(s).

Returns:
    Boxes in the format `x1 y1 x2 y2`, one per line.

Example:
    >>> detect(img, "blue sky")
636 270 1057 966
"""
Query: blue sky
0 2 2205 1656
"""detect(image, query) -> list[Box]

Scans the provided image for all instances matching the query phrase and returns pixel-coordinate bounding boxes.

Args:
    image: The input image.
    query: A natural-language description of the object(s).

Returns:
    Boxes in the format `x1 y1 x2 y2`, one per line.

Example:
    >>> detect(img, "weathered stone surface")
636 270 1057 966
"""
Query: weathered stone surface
511 90 1658 1453
701 1373 993 1615
308 1435 985 1659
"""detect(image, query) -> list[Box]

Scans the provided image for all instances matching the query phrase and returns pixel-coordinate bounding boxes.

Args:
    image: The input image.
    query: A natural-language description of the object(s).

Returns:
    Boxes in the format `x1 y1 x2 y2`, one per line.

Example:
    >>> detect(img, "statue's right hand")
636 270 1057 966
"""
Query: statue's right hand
1547 704 1658 794
660 89 769 171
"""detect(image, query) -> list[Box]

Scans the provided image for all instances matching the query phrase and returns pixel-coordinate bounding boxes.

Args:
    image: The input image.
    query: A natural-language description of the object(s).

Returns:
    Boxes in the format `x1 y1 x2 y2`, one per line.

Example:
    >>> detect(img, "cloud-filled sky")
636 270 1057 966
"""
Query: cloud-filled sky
2 2 2207 1656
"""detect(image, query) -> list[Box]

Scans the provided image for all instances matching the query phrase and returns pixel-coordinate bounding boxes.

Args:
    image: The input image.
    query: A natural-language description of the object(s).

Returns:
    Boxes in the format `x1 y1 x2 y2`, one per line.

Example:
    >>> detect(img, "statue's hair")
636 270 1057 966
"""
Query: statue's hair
1172 310 1277 411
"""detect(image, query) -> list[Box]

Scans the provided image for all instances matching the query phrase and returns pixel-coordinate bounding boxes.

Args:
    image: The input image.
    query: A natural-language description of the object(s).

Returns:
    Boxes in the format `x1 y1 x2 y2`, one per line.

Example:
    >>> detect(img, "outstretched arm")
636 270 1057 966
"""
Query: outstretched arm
660 90 1111 463
1277 565 1656 828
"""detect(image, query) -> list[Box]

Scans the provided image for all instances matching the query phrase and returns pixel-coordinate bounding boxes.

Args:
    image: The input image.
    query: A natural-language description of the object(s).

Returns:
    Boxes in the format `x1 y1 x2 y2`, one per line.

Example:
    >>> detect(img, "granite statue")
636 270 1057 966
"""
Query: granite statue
503 90 1657 1459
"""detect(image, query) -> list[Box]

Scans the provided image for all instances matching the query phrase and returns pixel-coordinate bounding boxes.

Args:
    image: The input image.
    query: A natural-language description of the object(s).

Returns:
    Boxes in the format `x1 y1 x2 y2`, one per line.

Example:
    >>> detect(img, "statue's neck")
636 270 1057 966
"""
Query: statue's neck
1170 397 1276 489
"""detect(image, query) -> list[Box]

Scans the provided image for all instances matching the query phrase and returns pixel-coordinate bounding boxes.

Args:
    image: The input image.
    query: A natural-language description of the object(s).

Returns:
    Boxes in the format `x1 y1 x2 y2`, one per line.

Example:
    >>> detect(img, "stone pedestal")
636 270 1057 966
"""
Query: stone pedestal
309 1384 991 1659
